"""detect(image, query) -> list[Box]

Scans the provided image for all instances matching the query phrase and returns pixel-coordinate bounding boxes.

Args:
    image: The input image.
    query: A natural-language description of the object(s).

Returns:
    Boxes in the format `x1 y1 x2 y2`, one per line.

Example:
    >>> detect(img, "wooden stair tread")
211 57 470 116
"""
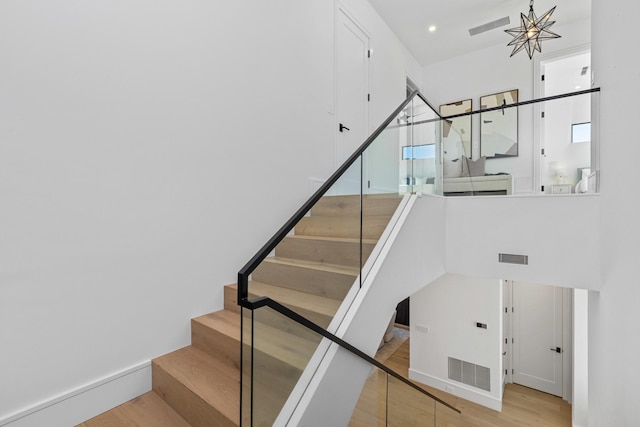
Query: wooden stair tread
276 235 377 268
247 281 341 318
311 194 403 217
295 215 391 239
193 309 240 342
76 391 191 427
262 256 359 275
283 234 378 245
153 346 239 425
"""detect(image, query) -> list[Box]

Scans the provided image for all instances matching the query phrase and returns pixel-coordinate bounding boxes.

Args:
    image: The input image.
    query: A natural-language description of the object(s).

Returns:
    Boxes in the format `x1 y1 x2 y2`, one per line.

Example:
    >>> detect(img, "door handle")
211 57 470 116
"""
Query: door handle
339 123 350 132
550 347 562 353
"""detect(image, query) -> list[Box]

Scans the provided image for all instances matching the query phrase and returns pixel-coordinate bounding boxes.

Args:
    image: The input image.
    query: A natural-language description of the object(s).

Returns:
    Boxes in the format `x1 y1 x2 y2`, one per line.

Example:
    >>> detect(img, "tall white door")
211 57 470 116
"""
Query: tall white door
335 7 369 192
513 282 564 396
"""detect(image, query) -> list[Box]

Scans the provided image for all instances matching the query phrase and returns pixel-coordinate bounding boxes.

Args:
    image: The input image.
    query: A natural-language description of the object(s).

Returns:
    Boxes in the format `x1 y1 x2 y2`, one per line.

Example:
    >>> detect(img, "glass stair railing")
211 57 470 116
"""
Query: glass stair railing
438 88 601 196
237 90 446 425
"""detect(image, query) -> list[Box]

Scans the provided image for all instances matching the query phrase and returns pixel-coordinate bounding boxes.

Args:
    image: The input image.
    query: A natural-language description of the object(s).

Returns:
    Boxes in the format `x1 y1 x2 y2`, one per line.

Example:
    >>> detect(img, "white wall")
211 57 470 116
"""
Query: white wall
0 0 420 423
421 19 591 194
445 195 601 290
589 1 640 425
409 274 503 410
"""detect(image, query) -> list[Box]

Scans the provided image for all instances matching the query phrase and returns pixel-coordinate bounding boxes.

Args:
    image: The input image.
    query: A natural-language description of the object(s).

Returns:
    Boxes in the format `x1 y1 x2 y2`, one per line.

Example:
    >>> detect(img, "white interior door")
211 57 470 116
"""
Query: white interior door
335 7 369 193
513 282 563 396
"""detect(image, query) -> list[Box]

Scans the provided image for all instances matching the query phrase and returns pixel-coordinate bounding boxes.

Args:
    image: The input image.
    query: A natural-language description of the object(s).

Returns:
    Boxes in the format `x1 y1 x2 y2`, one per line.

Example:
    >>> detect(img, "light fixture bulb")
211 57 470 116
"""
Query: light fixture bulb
428 25 436 32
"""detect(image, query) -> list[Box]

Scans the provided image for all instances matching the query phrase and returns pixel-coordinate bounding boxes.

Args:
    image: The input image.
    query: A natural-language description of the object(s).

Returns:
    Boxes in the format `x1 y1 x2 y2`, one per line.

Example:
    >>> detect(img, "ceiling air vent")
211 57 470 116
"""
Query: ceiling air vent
581 66 589 76
469 16 511 36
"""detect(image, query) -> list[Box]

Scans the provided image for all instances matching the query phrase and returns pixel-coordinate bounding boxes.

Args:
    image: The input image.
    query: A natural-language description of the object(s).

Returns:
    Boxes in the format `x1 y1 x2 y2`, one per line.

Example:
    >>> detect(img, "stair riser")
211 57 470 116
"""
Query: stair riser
152 362 236 427
250 300 333 330
192 319 240 371
311 195 402 217
252 262 356 300
295 216 389 240
224 285 241 314
276 237 375 268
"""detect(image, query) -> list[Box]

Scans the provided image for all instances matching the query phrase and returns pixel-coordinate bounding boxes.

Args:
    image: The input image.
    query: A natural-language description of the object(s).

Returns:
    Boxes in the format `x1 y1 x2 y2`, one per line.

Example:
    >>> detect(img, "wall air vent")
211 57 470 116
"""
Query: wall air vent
448 357 491 391
468 16 511 36
498 253 528 265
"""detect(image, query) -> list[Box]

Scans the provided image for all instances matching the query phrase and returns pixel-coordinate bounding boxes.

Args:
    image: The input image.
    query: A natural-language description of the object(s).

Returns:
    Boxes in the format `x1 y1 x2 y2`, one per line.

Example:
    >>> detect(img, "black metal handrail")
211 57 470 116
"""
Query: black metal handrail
427 87 601 124
237 90 439 304
244 296 461 415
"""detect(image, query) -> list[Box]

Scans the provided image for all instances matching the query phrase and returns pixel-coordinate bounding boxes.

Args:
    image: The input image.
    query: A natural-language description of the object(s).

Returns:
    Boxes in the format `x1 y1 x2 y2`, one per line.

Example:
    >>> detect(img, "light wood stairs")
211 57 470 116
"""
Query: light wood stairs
77 194 402 426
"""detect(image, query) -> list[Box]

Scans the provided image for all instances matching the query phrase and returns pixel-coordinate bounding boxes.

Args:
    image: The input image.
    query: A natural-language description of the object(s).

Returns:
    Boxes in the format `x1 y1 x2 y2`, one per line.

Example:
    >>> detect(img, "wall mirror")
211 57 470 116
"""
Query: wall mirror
480 89 518 158
440 99 472 158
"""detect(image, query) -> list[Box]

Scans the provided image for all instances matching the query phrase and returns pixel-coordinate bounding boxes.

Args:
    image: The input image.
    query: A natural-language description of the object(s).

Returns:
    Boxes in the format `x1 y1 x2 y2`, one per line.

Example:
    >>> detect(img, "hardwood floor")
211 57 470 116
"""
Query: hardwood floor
351 339 572 427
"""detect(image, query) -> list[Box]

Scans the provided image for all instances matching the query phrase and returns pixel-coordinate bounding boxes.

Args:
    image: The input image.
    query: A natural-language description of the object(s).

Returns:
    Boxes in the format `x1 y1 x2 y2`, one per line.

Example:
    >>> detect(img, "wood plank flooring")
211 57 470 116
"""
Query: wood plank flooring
351 339 572 427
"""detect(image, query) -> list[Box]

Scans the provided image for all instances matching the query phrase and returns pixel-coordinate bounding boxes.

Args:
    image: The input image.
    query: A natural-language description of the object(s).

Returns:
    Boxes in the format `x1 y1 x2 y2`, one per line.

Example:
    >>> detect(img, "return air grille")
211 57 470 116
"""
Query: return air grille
498 253 528 265
448 357 491 391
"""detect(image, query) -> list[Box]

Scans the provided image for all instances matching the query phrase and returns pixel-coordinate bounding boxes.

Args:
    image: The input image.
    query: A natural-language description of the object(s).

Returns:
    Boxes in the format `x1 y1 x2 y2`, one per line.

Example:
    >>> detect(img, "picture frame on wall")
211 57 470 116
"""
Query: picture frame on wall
439 99 472 158
480 89 519 158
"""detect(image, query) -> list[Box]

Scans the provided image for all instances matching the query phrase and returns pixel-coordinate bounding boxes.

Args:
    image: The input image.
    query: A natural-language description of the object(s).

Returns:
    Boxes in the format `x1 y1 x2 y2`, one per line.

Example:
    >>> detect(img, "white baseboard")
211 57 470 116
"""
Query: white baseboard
409 368 502 412
1 361 152 427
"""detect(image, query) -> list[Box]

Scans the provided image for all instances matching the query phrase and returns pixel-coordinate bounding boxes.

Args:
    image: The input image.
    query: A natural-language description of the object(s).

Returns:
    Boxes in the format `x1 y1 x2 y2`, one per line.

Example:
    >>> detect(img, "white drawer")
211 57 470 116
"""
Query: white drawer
550 184 572 194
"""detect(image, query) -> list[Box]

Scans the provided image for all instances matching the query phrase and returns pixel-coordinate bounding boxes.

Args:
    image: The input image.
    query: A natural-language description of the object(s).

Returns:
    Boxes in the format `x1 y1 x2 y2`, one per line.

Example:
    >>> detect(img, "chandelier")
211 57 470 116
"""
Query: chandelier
505 0 561 59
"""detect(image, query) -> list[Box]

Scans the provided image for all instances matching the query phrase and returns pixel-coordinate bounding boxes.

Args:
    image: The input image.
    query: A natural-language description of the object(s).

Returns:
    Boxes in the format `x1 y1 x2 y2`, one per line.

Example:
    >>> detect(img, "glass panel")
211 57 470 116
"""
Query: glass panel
387 375 435 427
438 90 599 197
435 401 463 426
347 367 388 426
240 307 253 426
408 96 441 196
360 104 408 276
247 159 362 332
243 297 457 426
250 306 324 426
360 95 440 275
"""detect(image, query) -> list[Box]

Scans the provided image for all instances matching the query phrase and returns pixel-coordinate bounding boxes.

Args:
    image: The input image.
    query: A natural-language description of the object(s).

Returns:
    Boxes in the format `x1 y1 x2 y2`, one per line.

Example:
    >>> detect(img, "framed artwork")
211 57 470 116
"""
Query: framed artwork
439 99 472 158
480 89 519 158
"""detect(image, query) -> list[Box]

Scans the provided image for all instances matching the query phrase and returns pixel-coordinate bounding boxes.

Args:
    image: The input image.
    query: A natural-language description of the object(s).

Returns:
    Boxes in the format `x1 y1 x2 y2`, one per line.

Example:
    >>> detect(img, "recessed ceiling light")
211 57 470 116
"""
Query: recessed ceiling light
575 85 581 90
428 25 436 32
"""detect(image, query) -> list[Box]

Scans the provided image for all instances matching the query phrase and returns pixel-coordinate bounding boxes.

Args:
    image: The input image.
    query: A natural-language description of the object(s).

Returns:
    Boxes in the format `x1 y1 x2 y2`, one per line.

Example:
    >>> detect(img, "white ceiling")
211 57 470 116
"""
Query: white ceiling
366 0 591 66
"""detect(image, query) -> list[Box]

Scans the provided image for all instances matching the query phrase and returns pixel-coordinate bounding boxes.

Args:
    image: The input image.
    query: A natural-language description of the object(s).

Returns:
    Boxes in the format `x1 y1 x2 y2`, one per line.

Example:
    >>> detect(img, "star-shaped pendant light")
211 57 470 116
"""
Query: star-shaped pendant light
505 0 561 59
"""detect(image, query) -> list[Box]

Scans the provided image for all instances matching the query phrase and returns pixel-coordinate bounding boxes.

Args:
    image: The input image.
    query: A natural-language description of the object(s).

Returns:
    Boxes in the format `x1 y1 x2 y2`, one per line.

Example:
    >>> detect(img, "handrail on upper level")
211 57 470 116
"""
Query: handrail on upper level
237 90 439 305
425 87 601 125
244 295 461 415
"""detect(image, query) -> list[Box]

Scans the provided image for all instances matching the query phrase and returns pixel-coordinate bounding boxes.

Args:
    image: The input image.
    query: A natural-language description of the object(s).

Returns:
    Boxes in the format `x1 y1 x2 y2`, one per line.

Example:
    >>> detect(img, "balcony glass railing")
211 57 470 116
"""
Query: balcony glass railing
437 88 600 196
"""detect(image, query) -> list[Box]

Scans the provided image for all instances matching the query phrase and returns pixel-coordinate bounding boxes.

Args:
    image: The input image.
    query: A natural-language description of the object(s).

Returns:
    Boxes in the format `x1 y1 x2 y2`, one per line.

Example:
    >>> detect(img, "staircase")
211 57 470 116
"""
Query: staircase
77 194 402 427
